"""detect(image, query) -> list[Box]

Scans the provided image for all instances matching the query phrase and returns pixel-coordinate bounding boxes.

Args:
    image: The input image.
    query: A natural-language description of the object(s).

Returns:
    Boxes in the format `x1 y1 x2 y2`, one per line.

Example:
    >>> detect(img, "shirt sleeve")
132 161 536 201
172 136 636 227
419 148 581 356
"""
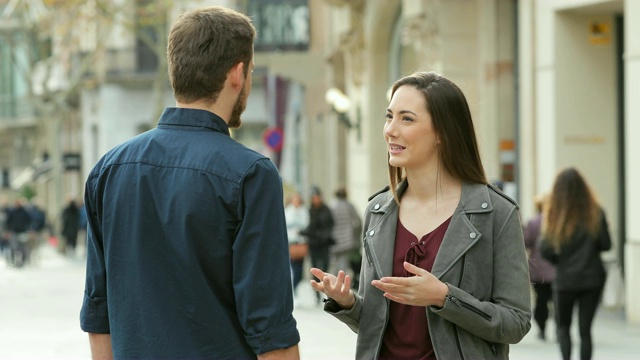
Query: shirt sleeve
233 159 300 354
79 174 111 334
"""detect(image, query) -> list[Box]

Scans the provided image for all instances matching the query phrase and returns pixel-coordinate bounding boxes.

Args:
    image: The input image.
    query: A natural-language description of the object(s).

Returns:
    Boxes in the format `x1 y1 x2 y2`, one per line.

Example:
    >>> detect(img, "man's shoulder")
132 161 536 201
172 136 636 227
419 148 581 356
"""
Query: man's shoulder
90 129 271 179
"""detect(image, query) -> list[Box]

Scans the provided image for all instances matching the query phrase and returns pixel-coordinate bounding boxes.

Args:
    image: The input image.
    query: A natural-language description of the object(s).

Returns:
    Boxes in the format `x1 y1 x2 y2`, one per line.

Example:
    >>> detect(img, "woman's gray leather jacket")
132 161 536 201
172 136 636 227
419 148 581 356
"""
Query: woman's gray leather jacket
325 181 532 359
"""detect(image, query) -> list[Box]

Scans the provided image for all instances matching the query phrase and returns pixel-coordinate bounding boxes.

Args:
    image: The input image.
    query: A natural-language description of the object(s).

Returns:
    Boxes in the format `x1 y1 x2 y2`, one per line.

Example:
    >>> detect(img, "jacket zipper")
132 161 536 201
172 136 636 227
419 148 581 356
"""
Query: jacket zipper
452 324 465 359
445 295 493 322
363 238 373 266
363 239 383 280
486 341 498 356
450 215 496 357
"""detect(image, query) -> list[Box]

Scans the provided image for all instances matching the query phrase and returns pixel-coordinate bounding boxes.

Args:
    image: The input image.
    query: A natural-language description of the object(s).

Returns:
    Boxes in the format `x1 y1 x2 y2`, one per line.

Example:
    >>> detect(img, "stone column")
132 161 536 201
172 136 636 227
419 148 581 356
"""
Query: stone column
624 0 640 323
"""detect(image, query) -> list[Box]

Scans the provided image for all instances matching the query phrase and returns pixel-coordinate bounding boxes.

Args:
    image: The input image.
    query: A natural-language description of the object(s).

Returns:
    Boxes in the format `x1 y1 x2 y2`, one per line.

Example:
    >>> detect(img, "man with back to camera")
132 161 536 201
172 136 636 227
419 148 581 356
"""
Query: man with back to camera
79 6 300 360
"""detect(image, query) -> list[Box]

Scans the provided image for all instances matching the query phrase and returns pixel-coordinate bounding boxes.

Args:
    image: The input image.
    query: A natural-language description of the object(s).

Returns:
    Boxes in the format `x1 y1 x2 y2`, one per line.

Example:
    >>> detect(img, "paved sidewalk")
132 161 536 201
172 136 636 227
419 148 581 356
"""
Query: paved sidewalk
1 244 638 359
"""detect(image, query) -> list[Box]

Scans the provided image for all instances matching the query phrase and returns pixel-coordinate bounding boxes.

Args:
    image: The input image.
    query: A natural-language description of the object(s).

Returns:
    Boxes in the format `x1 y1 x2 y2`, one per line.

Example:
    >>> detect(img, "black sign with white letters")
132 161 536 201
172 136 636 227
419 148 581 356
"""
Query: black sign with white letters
246 0 310 51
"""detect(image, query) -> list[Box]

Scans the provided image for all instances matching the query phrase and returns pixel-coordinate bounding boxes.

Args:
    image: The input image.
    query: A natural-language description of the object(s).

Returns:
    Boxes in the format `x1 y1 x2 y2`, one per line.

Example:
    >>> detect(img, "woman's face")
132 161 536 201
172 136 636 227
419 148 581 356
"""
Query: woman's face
384 85 439 170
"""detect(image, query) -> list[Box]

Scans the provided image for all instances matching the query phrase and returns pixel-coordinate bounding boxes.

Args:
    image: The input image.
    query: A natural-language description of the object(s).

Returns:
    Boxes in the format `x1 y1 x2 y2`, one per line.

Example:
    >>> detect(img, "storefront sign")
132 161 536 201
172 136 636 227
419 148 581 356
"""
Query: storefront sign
247 0 309 51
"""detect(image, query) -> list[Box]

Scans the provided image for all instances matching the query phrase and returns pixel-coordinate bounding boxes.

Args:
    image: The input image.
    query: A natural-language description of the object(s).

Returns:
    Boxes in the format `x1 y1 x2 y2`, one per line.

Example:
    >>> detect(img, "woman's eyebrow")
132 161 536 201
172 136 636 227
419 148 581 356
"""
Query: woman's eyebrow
387 108 418 116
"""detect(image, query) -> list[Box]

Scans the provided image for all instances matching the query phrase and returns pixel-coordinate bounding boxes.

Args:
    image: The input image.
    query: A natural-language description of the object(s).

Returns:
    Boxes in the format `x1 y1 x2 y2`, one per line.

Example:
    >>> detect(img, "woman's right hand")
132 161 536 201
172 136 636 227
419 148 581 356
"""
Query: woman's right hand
309 268 355 309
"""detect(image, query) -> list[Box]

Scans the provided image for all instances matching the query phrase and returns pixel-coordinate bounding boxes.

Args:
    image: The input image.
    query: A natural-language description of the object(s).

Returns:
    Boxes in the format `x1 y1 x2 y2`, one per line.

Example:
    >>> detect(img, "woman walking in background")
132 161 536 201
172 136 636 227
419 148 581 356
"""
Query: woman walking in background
541 167 612 360
524 193 555 341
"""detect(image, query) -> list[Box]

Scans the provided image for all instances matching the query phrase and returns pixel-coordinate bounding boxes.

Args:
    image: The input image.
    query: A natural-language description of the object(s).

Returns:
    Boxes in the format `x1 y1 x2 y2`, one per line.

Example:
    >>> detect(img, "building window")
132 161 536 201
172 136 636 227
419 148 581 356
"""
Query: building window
135 0 165 73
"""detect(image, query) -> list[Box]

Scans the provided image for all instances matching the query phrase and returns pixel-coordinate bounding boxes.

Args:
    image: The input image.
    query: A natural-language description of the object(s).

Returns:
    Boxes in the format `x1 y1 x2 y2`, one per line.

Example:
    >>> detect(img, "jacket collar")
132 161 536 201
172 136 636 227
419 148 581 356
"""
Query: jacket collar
372 180 493 215
367 180 492 279
459 182 494 214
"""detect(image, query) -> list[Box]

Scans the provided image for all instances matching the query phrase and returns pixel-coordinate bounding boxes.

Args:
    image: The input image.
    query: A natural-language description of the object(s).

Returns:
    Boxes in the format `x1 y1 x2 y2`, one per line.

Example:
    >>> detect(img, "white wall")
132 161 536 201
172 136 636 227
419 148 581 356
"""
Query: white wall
555 12 618 254
624 0 640 322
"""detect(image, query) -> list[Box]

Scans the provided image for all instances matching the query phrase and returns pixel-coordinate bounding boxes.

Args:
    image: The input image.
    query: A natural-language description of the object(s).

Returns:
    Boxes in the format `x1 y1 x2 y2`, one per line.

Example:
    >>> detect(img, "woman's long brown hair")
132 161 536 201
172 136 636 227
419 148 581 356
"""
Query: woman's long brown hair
387 72 487 203
542 167 601 250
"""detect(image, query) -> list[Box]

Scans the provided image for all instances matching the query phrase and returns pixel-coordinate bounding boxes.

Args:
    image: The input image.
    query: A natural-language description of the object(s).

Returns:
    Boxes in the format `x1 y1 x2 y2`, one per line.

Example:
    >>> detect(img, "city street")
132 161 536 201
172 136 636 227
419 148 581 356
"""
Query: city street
1 243 638 359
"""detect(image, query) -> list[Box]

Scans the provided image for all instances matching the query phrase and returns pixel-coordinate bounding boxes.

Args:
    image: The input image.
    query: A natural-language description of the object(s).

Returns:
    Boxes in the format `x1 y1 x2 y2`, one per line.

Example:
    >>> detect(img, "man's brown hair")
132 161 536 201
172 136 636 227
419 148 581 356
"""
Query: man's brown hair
167 6 256 104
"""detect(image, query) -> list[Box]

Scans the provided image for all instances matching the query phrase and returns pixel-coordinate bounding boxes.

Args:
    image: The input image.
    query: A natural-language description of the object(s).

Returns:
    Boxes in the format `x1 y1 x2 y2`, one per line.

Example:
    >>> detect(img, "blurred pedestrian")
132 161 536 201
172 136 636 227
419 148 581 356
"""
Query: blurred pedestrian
285 192 309 298
25 198 47 261
524 193 555 341
310 71 531 359
541 167 612 360
302 186 334 305
5 198 33 266
329 187 362 283
0 197 9 253
61 198 80 256
79 6 300 359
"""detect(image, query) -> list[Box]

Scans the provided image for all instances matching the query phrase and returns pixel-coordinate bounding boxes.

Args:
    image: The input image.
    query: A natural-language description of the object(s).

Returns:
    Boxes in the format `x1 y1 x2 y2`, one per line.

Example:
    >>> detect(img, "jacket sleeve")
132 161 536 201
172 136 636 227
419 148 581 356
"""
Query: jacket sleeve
431 206 532 344
233 159 300 354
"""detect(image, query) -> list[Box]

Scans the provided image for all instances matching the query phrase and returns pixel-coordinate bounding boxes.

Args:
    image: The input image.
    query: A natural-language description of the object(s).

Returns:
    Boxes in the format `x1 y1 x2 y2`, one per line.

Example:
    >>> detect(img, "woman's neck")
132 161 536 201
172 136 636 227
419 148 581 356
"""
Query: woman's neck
404 166 462 202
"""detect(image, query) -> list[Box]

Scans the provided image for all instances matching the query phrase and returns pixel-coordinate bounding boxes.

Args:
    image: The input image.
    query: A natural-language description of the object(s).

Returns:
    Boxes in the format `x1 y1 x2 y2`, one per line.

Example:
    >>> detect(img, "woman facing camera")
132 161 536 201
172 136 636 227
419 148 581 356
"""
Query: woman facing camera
310 71 531 359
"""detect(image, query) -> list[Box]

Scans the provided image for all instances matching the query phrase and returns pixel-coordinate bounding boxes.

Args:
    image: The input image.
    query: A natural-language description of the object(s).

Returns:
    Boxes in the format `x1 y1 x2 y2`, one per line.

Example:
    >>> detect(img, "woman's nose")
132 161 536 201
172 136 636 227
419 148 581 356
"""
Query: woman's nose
384 119 396 137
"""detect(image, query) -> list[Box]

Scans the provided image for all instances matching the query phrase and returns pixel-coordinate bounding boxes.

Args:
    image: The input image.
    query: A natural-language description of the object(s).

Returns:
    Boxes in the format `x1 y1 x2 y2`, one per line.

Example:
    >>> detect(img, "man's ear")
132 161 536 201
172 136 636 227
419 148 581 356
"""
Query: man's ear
229 62 245 90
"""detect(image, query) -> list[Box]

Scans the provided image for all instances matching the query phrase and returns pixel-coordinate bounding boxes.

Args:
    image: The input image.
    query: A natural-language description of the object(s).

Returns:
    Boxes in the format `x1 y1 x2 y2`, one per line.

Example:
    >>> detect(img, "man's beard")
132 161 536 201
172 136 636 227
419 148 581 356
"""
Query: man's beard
228 86 247 129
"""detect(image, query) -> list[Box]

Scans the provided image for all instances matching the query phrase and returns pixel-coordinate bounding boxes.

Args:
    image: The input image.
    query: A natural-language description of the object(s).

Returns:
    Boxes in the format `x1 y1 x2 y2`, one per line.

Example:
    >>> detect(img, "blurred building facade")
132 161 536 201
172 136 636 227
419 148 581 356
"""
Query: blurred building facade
1 0 638 322
0 0 84 231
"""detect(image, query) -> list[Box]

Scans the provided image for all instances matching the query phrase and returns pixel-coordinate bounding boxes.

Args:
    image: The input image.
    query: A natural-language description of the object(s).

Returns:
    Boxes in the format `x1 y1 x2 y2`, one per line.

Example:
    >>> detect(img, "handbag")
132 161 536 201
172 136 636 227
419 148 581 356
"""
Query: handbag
289 242 308 261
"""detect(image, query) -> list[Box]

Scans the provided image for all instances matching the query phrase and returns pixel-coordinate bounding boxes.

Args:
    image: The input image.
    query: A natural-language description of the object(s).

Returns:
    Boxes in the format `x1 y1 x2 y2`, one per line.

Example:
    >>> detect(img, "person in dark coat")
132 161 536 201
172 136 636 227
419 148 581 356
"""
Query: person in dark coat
6 199 32 235
5 199 33 265
61 199 80 255
302 186 334 304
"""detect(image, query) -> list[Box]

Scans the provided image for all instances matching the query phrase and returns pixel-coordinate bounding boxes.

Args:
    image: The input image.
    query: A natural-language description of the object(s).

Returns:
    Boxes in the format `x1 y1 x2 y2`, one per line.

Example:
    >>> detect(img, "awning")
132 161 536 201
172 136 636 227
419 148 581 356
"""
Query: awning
10 166 34 190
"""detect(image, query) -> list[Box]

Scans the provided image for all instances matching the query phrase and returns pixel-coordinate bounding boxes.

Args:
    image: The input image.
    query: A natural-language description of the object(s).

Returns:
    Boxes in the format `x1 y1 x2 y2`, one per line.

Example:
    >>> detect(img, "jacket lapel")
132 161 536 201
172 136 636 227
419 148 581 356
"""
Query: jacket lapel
432 182 493 278
366 189 398 279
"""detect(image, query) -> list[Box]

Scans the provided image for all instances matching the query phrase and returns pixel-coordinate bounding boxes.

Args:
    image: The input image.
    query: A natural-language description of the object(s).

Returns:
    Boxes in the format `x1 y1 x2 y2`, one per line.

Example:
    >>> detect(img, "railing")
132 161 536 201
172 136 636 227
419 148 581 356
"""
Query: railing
74 48 158 83
104 48 137 76
0 95 33 121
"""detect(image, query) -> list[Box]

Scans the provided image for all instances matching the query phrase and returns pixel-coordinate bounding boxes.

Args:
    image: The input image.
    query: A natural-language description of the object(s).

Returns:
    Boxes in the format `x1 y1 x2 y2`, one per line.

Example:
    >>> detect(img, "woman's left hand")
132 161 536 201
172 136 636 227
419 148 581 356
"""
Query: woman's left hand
371 262 448 307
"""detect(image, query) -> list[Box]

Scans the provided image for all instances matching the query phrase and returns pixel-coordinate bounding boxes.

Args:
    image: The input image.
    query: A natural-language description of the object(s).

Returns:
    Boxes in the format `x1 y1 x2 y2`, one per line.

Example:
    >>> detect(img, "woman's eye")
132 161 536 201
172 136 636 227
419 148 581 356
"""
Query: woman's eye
385 113 393 120
402 116 414 122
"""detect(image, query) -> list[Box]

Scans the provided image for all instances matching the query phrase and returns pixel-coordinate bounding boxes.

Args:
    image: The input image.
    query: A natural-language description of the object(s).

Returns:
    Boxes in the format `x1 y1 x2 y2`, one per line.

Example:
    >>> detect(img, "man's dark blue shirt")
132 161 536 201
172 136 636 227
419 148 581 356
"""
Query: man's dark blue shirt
80 107 299 359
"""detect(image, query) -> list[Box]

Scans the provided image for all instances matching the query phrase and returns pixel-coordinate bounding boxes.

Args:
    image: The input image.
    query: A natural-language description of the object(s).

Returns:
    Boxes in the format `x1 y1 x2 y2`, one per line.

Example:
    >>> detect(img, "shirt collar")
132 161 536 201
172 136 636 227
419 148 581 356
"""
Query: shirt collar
157 107 230 136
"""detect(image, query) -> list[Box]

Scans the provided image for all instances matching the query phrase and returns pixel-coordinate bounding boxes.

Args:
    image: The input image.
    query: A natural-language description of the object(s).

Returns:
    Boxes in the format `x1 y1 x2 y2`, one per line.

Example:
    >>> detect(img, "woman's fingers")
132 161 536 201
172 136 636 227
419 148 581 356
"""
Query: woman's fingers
309 267 327 281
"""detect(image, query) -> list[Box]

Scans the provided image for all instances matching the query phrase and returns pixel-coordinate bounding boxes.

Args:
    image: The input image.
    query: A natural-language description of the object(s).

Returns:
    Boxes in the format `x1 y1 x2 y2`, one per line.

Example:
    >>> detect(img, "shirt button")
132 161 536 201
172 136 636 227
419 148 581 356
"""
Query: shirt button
369 230 375 236
481 202 488 209
374 204 380 210
470 232 477 239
